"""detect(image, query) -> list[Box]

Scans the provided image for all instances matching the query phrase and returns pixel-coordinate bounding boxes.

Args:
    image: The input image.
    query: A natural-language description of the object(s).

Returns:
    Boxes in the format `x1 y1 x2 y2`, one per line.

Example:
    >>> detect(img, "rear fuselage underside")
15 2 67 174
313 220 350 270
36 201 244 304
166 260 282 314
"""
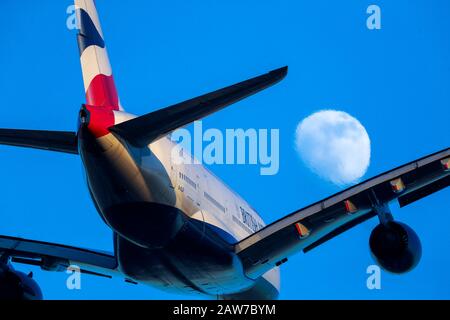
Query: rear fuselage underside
77 126 279 299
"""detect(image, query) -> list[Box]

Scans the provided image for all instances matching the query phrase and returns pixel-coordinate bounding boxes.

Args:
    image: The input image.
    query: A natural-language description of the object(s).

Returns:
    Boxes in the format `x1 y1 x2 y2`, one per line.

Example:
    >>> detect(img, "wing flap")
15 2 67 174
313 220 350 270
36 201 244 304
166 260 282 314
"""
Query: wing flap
398 175 450 207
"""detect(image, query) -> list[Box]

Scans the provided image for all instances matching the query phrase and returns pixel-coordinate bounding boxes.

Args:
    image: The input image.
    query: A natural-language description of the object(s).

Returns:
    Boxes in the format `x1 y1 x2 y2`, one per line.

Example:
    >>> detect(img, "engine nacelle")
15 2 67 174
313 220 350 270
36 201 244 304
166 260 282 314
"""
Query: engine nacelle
0 263 43 300
369 221 422 274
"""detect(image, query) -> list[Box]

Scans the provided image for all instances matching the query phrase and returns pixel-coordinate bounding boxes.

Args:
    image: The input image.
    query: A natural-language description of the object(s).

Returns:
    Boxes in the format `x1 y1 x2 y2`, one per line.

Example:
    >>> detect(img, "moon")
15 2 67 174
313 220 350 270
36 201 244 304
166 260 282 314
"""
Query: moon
295 110 371 186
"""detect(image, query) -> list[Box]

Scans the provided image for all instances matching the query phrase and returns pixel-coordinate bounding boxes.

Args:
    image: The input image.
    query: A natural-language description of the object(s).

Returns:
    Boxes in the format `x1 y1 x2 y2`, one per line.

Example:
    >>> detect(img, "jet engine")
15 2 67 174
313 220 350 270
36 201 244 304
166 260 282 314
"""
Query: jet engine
369 221 422 274
0 262 43 300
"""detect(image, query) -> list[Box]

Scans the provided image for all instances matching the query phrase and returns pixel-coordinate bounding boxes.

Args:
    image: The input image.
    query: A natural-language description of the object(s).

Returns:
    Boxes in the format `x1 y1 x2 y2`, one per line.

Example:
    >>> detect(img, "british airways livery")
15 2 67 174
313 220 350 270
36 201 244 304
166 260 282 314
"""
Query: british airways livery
0 0 448 300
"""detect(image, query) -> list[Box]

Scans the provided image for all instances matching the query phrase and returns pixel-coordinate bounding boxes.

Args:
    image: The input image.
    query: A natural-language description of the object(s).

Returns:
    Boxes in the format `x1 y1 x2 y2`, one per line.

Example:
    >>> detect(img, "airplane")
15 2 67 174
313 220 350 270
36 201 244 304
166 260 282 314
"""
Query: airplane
0 0 449 300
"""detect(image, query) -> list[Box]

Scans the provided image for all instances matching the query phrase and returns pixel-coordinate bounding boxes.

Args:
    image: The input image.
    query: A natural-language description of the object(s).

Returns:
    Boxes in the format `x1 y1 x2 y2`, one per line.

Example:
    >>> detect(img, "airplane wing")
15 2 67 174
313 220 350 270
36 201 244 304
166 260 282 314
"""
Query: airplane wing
235 148 450 279
0 235 118 278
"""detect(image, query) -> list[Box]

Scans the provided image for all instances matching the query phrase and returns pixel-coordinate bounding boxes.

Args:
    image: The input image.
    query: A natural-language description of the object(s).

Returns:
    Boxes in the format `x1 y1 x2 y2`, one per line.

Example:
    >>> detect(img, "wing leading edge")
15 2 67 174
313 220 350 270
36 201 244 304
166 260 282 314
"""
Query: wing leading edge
235 148 450 279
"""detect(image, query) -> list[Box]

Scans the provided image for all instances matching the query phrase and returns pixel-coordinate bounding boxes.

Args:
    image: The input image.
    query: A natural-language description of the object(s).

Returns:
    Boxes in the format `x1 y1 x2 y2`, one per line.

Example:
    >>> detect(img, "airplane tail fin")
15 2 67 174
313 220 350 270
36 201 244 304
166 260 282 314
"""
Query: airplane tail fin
75 0 121 111
0 1 115 154
0 3 286 153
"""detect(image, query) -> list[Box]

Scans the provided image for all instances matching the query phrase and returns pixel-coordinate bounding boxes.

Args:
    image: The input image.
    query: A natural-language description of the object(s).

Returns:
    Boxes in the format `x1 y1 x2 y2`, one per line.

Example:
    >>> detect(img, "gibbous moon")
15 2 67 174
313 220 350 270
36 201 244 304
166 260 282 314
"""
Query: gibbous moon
295 110 371 186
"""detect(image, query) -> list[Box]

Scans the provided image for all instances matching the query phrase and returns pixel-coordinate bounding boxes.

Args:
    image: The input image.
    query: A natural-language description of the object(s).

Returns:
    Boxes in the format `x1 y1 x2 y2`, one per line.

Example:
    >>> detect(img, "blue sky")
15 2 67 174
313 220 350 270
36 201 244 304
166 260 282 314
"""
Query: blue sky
0 0 449 299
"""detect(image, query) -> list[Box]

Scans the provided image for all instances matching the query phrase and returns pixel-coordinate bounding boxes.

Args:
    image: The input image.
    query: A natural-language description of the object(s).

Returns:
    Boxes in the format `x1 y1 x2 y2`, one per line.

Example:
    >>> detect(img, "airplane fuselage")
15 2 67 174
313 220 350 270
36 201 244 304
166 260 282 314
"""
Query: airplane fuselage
78 109 280 299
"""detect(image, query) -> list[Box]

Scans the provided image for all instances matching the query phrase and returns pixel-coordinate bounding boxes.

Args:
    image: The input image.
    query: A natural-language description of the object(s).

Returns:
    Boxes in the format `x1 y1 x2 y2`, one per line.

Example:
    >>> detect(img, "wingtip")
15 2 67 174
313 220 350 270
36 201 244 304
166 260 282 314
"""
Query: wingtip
270 66 288 79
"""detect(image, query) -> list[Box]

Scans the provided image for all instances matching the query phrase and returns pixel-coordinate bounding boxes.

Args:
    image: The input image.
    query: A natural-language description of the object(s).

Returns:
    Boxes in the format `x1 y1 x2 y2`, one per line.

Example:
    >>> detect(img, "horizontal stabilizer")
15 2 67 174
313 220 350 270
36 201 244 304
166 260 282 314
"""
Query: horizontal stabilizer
109 66 288 147
0 234 118 278
0 129 78 154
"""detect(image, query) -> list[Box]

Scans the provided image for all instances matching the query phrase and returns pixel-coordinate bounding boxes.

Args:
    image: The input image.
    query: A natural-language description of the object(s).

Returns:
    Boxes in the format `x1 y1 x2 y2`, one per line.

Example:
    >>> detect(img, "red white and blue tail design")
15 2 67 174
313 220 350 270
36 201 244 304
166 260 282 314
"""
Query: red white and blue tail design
0 0 287 153
75 0 122 112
